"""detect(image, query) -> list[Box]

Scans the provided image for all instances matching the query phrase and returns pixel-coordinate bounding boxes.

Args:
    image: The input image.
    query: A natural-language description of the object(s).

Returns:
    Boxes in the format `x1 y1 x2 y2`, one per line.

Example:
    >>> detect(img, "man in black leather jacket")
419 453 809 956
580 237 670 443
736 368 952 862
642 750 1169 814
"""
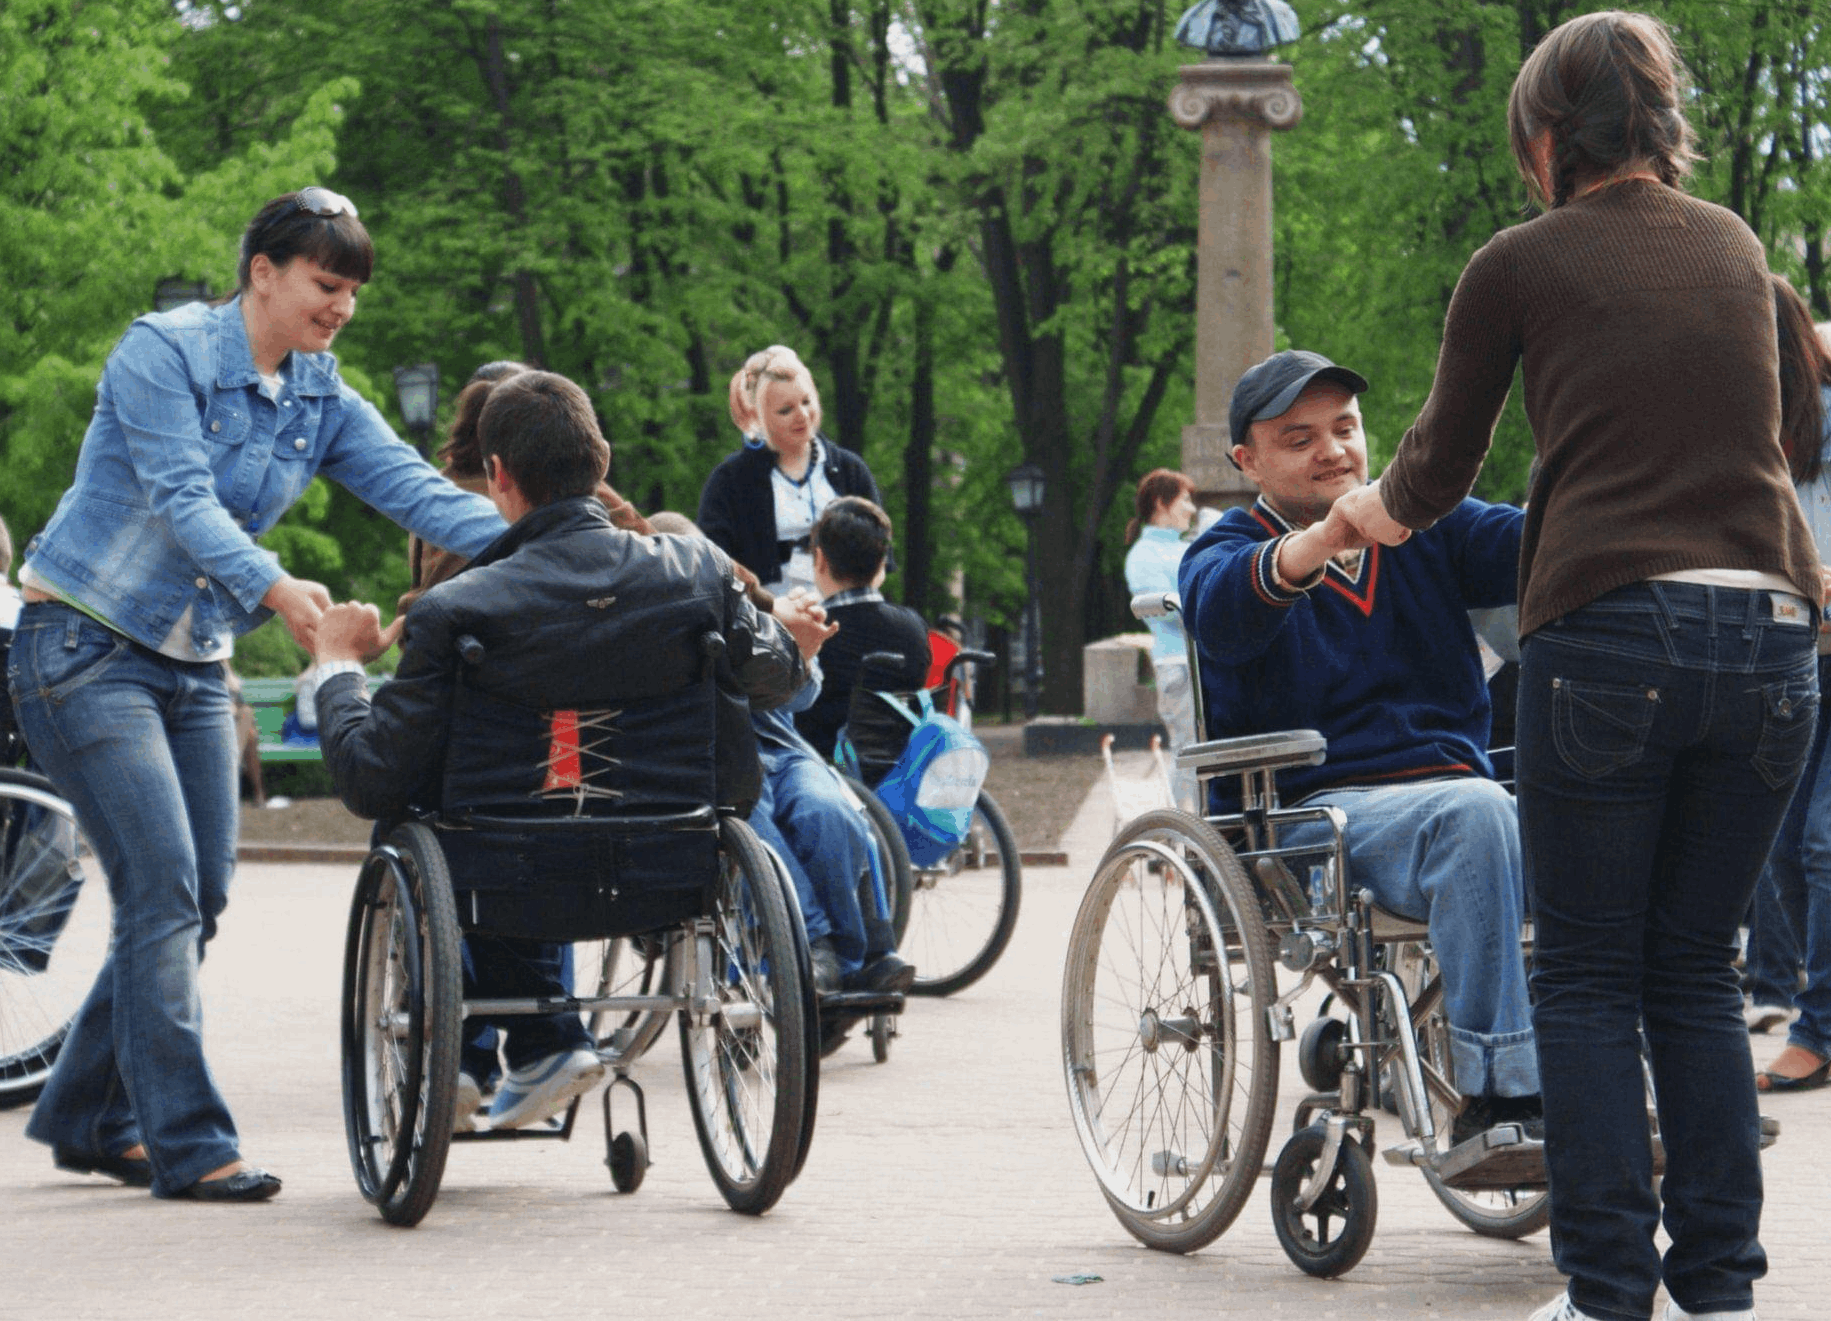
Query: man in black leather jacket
311 371 824 1130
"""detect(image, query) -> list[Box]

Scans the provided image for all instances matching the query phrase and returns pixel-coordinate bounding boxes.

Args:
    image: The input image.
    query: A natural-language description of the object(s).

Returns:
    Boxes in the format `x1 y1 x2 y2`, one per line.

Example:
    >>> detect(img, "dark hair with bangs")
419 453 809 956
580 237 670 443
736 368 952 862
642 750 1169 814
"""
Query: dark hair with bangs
477 371 610 507
1507 11 1698 210
236 191 375 292
1773 274 1831 487
811 496 893 587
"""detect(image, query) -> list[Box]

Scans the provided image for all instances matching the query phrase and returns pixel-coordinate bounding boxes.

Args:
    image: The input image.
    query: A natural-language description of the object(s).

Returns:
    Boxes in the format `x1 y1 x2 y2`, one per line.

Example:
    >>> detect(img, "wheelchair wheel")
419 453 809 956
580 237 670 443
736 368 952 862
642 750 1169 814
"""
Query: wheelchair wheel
842 773 913 942
906 790 1021 997
578 931 673 1065
680 816 812 1215
0 768 109 1110
1270 1124 1378 1278
1061 809 1280 1254
1399 944 1550 1239
341 823 463 1228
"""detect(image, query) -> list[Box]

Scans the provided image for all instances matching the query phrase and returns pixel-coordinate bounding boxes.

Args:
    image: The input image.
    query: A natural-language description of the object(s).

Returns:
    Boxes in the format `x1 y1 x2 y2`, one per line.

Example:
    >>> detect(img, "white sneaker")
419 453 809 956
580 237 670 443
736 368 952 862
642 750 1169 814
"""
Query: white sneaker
453 1072 484 1134
1664 1302 1756 1320
487 1049 605 1129
1528 1294 1605 1321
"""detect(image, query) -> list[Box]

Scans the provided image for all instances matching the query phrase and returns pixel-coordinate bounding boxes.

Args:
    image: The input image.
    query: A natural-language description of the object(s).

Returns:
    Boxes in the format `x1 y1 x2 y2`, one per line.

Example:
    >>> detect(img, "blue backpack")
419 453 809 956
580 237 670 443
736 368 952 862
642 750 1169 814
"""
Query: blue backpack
843 689 990 867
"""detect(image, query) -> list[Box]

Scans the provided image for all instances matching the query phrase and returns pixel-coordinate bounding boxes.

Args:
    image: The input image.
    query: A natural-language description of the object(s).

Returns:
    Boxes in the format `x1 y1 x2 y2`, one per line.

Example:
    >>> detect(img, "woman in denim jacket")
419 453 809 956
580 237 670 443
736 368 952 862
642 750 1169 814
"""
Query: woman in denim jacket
4 190 504 1202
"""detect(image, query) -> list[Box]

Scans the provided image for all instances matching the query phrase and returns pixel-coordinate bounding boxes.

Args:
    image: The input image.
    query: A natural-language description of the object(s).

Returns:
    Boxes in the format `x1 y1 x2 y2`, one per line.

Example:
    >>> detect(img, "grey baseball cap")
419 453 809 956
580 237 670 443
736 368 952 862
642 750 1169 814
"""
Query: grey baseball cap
1227 350 1369 463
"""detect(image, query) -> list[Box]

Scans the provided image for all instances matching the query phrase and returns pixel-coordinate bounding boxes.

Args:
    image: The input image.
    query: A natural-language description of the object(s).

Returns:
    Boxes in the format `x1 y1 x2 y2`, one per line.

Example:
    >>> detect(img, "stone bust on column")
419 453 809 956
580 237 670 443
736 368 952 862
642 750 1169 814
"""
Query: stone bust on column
1168 0 1303 506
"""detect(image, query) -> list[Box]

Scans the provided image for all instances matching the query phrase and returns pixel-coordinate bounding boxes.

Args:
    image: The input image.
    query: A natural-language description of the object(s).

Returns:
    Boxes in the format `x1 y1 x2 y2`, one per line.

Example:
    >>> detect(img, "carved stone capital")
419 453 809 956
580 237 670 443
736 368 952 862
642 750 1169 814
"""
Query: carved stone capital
1168 59 1302 131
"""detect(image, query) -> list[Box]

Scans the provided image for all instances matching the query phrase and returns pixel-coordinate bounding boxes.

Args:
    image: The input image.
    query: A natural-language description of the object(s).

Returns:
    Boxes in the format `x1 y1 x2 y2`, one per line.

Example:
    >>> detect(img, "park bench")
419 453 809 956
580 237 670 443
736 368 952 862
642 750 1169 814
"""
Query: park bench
240 674 386 764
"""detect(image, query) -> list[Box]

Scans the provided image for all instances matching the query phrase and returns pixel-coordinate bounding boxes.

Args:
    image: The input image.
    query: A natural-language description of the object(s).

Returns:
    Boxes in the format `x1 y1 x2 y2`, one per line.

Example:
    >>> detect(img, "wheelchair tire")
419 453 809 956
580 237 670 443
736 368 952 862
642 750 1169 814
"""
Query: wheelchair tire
1270 1124 1378 1278
680 816 812 1215
1398 943 1551 1240
842 773 913 943
341 822 463 1228
906 790 1021 997
1061 809 1280 1254
0 768 108 1110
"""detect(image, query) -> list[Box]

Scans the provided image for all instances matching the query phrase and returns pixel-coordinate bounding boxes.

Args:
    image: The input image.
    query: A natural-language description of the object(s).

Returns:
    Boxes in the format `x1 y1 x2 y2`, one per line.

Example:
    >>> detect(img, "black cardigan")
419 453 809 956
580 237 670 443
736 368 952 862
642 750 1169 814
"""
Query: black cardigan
696 435 886 583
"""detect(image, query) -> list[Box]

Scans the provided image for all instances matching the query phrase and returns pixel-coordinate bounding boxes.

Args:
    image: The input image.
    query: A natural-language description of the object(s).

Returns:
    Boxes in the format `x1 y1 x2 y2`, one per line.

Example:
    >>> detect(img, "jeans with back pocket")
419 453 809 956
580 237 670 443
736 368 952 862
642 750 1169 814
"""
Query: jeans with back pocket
1517 581 1816 1321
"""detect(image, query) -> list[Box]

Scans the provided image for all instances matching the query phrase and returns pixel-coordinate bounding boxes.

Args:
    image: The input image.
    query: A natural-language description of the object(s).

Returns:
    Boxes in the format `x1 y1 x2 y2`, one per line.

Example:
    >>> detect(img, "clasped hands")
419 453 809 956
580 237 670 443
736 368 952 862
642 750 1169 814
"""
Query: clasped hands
1275 482 1412 584
264 574 400 664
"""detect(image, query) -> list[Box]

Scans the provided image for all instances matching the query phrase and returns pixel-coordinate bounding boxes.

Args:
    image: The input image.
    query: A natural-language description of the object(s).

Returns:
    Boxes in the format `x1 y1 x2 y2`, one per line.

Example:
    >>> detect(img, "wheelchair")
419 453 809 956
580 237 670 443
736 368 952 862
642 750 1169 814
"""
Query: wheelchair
840 648 1022 997
0 692 110 1111
339 634 821 1227
1060 591 1553 1276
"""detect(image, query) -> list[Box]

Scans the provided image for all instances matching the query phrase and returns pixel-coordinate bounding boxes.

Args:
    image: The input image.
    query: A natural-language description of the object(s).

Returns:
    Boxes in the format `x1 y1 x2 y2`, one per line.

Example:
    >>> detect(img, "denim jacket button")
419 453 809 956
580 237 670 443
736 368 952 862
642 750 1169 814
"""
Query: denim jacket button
195 576 207 589
210 420 221 433
293 437 306 451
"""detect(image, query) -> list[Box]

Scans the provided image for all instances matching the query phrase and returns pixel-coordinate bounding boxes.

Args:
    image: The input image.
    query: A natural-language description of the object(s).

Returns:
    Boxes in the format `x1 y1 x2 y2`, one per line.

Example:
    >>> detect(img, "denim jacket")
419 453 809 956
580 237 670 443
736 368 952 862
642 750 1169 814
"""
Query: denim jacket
24 297 503 657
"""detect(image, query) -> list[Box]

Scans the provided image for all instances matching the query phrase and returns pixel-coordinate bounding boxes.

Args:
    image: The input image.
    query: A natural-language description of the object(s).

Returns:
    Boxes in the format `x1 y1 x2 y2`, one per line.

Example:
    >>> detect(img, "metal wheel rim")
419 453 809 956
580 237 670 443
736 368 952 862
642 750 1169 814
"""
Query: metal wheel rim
906 801 1010 985
0 777 108 1099
356 857 429 1204
1063 835 1239 1220
683 858 782 1188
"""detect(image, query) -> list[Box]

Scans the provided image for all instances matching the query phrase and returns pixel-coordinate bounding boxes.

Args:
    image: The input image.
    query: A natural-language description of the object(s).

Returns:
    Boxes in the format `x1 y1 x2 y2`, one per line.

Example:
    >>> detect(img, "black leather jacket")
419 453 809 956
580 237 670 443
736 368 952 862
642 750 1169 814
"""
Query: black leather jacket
317 496 804 822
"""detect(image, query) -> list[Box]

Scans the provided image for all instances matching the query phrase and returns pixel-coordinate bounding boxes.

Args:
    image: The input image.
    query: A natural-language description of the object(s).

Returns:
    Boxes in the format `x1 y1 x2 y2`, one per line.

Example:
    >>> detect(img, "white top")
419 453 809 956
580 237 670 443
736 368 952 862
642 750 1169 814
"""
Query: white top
765 441 841 598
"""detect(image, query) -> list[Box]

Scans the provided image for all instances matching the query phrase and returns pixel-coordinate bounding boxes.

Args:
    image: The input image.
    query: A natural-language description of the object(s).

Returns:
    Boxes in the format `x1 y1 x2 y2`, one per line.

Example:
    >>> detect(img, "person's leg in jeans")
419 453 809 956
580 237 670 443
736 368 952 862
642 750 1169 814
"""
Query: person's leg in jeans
769 746 886 972
1742 664 1825 1017
1519 583 1808 1321
462 935 590 1069
1281 777 1537 1098
12 607 243 1197
1774 650 1831 1073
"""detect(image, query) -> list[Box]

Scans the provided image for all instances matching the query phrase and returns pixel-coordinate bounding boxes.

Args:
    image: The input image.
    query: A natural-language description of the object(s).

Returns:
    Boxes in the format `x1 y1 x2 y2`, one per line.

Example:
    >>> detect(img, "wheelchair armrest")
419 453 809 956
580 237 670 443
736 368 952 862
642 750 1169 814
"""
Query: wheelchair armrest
1130 591 1181 622
1177 730 1327 775
440 804 718 836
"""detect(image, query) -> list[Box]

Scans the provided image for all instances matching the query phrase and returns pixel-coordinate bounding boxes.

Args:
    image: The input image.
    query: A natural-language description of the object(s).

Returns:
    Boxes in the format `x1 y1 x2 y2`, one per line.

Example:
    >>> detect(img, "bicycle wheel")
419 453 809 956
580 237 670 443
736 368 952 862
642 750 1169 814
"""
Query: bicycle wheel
680 816 811 1214
842 773 913 942
1062 809 1280 1254
0 768 110 1109
906 791 1021 996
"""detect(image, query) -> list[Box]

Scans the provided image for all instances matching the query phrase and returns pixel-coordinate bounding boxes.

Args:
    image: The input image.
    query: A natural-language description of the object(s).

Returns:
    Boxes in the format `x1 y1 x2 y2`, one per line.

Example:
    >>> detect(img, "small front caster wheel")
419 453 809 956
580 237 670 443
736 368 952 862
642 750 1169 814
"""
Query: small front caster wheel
870 1012 893 1063
608 1130 648 1193
1269 1124 1377 1278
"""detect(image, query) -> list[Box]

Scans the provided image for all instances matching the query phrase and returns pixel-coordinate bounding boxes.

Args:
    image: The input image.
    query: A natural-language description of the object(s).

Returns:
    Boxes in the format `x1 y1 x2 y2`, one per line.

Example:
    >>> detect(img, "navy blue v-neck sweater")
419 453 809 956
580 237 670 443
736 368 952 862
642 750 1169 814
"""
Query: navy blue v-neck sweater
1178 495 1524 812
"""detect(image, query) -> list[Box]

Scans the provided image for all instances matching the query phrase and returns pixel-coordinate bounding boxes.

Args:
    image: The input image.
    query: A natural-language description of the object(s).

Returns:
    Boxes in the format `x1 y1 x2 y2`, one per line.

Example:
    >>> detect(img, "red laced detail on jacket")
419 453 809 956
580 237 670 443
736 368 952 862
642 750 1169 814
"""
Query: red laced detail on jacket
539 708 625 814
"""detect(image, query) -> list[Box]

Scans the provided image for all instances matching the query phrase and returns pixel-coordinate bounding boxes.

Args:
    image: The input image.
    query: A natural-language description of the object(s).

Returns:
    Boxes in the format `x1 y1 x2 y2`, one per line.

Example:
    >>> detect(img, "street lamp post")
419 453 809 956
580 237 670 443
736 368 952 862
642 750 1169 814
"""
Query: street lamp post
153 277 210 313
1005 461 1046 720
392 362 440 453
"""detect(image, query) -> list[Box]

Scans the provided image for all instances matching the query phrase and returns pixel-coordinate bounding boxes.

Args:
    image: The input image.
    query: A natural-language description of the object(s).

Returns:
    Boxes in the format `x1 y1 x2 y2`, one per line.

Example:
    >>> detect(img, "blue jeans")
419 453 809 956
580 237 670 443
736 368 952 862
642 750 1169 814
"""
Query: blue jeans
461 936 589 1072
748 743 890 975
1745 655 1831 1058
1281 777 1538 1097
1518 582 1816 1321
6 603 242 1197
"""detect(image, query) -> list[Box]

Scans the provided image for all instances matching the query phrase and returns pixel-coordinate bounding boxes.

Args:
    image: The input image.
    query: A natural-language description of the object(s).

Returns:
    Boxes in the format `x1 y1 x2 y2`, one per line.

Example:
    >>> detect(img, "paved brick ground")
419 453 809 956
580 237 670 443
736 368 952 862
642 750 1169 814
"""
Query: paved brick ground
3 755 1824 1319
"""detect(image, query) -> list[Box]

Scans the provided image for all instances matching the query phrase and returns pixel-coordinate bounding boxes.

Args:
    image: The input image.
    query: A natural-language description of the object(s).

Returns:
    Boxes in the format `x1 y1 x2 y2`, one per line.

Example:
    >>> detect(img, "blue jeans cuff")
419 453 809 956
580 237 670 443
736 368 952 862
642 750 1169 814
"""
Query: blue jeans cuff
1450 1025 1541 1096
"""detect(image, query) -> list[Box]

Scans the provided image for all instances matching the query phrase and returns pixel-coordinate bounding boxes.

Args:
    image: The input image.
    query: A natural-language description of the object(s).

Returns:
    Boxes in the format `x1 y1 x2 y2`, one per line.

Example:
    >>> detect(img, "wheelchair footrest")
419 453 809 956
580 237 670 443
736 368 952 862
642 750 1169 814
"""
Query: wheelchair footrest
1385 1125 1549 1190
818 990 906 1015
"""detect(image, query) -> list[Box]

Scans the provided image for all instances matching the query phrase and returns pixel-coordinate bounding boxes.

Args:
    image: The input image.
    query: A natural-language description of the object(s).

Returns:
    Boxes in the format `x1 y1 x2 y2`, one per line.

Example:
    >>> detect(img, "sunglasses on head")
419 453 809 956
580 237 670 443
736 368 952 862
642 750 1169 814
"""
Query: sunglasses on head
294 186 358 219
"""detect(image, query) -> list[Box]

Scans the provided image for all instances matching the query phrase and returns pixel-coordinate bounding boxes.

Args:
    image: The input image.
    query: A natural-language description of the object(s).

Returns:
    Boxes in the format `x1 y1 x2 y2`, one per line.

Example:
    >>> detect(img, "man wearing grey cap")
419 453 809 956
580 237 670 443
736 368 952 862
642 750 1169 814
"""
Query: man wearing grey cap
1178 349 1540 1145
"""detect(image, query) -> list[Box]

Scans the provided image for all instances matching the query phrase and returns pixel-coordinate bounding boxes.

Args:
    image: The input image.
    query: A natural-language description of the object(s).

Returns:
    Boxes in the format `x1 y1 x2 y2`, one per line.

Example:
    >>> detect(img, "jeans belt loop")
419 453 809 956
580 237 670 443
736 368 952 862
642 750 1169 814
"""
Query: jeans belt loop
62 608 81 650
1742 583 1759 640
1647 579 1679 632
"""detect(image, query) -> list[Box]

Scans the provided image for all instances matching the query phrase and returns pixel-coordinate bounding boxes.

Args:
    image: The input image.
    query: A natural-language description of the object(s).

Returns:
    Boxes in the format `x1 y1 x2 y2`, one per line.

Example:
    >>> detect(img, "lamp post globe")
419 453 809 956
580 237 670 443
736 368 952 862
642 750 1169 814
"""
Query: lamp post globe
1004 461 1047 719
392 362 440 452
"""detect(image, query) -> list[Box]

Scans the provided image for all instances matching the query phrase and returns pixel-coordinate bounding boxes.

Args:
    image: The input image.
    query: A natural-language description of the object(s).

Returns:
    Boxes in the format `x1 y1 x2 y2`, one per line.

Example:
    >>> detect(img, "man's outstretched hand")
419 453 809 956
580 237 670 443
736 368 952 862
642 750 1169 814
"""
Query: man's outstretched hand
1332 480 1412 547
315 601 402 665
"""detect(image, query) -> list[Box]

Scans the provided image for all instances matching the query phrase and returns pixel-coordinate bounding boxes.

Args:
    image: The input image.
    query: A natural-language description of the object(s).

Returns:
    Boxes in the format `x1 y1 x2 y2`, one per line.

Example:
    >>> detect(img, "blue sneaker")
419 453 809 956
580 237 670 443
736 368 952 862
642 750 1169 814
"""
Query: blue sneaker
488 1049 605 1129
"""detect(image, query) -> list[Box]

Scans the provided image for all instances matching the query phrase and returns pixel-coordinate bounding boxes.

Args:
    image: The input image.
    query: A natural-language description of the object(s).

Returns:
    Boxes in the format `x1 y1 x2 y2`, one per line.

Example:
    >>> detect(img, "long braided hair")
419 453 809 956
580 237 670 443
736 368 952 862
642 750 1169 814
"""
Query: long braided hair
1506 11 1698 210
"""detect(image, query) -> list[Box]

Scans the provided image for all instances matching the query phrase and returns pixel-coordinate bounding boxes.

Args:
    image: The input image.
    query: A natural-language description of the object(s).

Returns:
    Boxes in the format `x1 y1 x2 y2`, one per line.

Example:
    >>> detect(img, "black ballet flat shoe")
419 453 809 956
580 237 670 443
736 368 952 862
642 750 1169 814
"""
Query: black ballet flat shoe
53 1146 154 1189
1755 1059 1830 1094
180 1168 282 1202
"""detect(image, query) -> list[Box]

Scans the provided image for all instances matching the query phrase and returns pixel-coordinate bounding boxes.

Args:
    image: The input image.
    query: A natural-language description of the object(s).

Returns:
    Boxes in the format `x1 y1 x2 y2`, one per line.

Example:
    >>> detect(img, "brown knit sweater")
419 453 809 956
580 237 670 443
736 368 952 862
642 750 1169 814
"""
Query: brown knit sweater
1381 178 1818 637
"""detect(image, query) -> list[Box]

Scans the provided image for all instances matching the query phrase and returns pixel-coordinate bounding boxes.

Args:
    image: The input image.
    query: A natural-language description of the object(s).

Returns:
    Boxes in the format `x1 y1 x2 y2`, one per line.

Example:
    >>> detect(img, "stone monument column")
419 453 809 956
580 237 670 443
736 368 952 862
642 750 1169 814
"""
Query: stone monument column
1169 59 1302 506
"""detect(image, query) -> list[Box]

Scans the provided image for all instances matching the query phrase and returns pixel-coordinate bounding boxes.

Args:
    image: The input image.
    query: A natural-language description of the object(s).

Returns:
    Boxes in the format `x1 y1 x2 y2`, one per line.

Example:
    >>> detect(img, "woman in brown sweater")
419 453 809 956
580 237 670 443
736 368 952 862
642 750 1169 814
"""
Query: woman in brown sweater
1339 14 1812 1321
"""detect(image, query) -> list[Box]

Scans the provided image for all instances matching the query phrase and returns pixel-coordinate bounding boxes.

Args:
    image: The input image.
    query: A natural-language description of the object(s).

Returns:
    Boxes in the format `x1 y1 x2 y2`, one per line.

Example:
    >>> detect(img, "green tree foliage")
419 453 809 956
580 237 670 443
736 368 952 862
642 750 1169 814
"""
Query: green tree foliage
4 0 1828 695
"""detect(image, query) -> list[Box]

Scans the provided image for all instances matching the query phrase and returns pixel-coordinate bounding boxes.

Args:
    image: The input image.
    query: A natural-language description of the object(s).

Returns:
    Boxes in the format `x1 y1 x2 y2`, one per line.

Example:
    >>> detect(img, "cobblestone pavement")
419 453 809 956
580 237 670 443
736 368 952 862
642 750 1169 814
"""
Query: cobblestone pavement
4 754 1824 1320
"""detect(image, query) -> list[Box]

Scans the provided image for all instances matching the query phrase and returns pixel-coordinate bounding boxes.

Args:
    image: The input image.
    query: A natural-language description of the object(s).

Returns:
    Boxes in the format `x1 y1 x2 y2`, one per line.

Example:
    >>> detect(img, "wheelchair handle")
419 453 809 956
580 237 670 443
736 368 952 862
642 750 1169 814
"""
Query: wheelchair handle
455 633 486 665
944 649 995 682
1130 591 1182 622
